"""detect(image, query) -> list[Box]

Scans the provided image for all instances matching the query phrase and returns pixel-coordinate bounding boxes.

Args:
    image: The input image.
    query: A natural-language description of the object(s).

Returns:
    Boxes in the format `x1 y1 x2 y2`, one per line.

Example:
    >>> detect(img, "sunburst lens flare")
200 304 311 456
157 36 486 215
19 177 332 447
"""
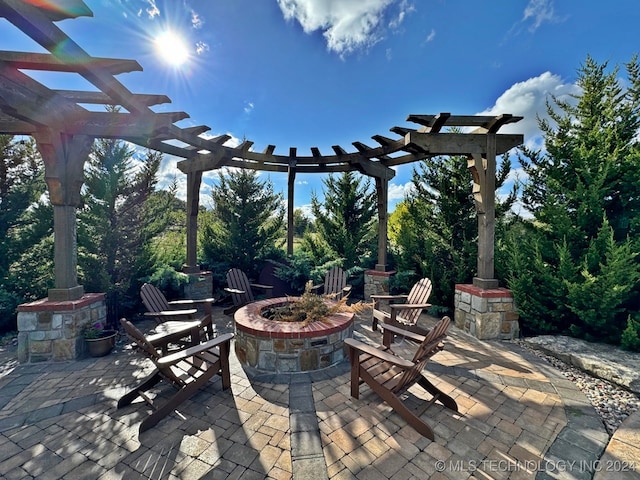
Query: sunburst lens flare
154 31 190 67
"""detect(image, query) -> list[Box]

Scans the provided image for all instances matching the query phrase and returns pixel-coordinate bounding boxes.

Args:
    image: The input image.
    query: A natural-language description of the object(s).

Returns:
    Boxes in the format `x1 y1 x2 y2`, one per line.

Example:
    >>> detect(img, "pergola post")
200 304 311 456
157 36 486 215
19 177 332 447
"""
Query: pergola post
287 150 297 256
184 171 203 273
374 177 389 271
35 129 93 301
468 132 498 289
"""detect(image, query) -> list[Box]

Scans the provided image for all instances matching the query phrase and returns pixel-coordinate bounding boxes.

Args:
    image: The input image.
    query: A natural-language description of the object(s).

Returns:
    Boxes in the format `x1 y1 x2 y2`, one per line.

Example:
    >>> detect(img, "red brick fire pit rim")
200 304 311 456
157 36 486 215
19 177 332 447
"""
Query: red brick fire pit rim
234 296 354 339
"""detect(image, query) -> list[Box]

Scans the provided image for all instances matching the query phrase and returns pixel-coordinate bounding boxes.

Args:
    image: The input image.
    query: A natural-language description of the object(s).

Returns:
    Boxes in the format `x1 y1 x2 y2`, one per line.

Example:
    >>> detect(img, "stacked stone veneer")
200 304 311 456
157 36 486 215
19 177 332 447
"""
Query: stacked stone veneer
364 269 395 300
17 293 107 363
183 270 213 316
454 284 519 340
234 297 354 374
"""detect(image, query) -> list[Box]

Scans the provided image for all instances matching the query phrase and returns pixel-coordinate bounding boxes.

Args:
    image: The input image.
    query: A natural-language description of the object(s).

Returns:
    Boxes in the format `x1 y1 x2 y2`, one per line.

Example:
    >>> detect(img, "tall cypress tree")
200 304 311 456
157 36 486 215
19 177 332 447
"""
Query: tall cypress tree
310 171 377 270
508 55 640 343
201 169 285 278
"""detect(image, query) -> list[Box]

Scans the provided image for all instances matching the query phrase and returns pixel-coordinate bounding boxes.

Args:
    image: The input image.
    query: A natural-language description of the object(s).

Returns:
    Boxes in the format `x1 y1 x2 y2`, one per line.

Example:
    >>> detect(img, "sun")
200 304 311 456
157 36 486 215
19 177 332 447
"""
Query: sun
154 30 190 67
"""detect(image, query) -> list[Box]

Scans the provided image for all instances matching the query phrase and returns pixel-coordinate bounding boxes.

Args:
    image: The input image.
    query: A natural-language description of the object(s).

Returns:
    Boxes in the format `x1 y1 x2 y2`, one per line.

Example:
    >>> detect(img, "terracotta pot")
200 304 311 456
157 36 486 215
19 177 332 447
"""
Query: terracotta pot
85 330 117 357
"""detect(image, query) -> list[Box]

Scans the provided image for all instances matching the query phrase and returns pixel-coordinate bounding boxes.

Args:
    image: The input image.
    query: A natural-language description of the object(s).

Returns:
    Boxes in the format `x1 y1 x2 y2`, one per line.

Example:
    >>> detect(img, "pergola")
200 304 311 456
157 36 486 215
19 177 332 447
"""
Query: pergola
0 0 523 303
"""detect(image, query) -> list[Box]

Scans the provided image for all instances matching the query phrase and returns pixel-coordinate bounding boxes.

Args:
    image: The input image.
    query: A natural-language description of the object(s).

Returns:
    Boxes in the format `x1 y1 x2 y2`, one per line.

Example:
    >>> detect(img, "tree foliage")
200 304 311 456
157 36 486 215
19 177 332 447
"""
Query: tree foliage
310 172 377 270
507 55 640 343
201 169 285 279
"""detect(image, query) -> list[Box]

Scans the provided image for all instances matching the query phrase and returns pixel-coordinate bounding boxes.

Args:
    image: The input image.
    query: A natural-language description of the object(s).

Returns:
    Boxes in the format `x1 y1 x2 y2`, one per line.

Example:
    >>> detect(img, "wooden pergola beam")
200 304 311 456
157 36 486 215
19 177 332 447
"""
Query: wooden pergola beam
0 51 142 75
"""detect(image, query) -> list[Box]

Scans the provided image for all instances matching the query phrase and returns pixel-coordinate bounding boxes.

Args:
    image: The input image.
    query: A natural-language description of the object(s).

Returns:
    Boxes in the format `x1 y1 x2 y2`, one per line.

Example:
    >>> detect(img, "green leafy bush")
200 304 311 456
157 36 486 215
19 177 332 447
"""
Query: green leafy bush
621 316 640 352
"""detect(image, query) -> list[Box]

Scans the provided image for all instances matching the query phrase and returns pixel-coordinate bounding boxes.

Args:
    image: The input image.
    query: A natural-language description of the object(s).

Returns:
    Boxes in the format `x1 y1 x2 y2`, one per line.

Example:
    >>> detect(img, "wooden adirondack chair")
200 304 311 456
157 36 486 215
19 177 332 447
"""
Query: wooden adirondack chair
311 266 352 300
140 283 216 340
223 268 273 314
118 318 233 433
344 316 458 440
371 277 433 334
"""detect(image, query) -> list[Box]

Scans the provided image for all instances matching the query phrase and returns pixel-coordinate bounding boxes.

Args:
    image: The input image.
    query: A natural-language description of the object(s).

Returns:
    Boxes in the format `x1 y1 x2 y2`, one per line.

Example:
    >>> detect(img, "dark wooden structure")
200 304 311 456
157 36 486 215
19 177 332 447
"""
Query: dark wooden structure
0 0 523 305
371 277 433 333
344 316 459 439
118 318 233 433
311 266 353 300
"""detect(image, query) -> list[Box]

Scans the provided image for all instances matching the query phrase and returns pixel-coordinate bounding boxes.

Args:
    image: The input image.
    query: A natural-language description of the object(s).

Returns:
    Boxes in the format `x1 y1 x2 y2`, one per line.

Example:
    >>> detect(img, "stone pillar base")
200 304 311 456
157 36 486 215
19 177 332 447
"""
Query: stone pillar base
364 270 395 301
183 270 213 315
17 293 107 363
454 284 519 340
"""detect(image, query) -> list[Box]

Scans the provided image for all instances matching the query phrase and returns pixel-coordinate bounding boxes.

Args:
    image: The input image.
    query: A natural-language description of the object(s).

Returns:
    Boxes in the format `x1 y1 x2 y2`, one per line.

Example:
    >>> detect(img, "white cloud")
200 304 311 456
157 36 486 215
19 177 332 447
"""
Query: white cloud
388 181 414 201
277 0 413 56
424 29 436 43
191 11 204 29
142 0 159 18
477 71 579 149
522 0 563 31
195 41 209 55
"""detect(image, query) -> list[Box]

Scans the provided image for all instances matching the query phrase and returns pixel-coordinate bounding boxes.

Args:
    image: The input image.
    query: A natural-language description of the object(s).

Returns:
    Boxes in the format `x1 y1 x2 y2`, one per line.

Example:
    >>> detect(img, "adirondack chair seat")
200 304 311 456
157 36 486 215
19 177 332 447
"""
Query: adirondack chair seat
311 266 352 300
223 268 273 314
371 277 433 335
118 318 233 433
345 316 459 440
140 283 217 340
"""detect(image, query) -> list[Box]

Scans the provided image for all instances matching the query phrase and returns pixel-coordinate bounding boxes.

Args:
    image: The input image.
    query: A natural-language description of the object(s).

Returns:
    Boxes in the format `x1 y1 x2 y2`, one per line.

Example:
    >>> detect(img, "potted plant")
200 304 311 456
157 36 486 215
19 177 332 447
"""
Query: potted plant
82 321 117 357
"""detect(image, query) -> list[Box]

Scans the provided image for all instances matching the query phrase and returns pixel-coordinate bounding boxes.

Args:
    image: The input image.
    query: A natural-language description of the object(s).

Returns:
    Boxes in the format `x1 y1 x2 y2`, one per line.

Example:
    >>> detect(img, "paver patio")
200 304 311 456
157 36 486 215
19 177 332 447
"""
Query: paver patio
0 308 621 479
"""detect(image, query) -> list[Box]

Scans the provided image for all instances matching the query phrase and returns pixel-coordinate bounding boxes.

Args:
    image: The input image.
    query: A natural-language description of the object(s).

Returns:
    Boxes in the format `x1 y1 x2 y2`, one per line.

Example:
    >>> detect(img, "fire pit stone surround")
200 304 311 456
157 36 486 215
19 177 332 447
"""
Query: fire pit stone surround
234 296 355 374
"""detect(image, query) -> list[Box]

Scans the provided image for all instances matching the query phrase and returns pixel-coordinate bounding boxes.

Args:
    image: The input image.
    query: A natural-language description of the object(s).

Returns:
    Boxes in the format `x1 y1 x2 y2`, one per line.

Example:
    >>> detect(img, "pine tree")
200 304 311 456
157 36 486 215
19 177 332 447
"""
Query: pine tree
509 55 640 342
310 172 377 270
201 169 285 278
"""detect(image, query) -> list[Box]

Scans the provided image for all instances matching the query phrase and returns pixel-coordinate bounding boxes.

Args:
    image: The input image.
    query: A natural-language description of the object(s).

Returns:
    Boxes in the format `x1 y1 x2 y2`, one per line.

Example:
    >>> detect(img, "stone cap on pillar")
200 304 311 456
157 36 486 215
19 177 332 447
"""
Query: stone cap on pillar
48 285 85 302
472 277 499 289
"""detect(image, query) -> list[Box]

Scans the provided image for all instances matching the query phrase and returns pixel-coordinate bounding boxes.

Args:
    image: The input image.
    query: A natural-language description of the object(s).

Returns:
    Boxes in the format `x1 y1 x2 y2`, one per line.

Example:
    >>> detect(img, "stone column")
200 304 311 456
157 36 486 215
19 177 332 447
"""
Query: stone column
364 269 395 301
454 284 519 340
17 293 107 362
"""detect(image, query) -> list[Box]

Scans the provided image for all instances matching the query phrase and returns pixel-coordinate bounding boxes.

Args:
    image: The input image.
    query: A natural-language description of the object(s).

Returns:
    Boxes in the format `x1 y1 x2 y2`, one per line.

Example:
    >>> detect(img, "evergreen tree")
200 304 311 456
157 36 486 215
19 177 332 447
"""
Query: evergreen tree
508 55 640 342
310 171 377 270
0 136 48 331
201 169 285 278
79 129 165 314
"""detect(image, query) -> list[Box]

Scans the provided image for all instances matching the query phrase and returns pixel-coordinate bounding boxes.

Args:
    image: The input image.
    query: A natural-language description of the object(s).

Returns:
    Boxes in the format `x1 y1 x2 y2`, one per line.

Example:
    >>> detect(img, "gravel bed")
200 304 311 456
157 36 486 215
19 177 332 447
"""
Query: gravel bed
515 340 640 435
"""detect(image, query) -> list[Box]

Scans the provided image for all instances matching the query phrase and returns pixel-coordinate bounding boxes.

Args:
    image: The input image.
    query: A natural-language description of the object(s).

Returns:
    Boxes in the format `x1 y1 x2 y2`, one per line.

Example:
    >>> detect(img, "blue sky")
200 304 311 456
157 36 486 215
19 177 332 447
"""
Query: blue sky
2 0 639 214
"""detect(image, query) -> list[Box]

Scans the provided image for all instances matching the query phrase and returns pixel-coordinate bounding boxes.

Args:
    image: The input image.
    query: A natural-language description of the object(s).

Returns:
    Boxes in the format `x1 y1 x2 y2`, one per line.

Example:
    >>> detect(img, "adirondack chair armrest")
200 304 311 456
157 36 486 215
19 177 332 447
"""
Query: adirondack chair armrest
157 333 234 366
310 283 323 293
144 309 198 318
224 287 246 295
390 303 431 311
169 298 216 307
146 323 200 347
250 283 273 292
370 294 409 305
345 338 414 369
380 323 428 344
342 285 353 295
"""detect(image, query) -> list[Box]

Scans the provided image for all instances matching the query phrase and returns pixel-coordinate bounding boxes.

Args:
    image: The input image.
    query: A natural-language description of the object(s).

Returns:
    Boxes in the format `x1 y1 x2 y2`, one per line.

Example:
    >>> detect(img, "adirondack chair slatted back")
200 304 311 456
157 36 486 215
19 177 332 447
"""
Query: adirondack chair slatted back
392 316 450 392
141 283 171 313
399 277 433 326
226 268 254 306
324 267 348 297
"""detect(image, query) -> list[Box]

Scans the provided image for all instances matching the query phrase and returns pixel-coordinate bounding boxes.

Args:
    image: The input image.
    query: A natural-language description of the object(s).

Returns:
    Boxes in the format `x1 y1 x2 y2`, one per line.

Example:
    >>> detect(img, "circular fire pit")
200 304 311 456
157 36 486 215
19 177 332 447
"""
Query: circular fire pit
234 296 354 374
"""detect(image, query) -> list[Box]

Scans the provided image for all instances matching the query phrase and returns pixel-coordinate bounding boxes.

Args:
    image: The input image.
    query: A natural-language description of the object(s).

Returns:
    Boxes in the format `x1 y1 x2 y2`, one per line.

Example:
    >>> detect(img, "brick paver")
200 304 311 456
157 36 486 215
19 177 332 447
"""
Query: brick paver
0 308 616 479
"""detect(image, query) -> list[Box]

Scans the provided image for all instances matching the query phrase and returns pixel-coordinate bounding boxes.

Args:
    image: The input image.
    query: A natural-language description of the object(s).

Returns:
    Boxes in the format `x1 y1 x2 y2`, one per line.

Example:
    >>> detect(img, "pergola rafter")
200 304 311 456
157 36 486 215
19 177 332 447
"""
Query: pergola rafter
0 0 523 302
